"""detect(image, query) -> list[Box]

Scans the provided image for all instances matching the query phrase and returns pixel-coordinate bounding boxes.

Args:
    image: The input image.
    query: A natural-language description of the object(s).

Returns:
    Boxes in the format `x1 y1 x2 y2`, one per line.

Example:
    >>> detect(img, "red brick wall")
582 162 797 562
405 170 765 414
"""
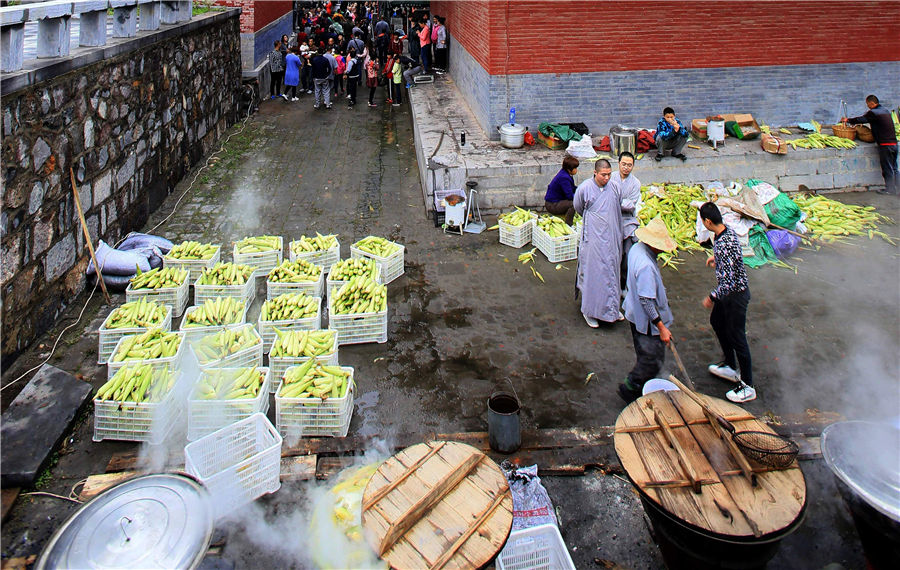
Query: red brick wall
216 1 292 33
434 0 900 74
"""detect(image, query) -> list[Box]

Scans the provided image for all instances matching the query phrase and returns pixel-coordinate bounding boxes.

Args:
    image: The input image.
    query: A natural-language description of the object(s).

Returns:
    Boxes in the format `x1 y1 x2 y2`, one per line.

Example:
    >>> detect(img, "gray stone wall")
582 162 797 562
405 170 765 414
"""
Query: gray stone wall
1 11 243 361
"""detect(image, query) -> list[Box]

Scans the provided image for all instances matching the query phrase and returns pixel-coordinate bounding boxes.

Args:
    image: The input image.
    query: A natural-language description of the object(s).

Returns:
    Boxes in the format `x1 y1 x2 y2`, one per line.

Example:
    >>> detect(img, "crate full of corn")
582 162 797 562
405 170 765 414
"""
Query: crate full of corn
289 233 340 268
97 299 172 364
267 258 325 300
162 241 221 282
125 267 190 317
233 235 283 274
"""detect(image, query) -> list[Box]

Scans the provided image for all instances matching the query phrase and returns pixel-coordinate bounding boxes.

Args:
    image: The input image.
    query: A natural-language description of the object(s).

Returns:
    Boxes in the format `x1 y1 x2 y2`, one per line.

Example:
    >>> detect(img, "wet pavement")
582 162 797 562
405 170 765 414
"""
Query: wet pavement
2 85 899 569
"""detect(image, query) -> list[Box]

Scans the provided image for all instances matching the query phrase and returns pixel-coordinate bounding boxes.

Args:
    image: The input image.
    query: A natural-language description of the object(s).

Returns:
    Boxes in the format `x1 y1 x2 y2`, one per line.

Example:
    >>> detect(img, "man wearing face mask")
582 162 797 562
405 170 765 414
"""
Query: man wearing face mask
574 159 624 327
608 151 642 291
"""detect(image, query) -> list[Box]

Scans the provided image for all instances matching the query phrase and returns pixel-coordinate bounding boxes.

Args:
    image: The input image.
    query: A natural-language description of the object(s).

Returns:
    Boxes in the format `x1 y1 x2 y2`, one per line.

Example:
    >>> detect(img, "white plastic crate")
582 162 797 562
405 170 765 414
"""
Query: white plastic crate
496 524 576 570
326 263 382 294
275 368 355 438
257 297 322 350
190 324 264 371
163 246 221 282
97 305 173 365
289 238 340 269
184 413 282 519
187 367 272 441
350 242 405 284
233 237 284 276
532 223 578 263
125 276 190 317
266 270 325 301
327 297 388 345
268 344 340 385
106 332 186 379
193 274 256 306
499 216 536 248
178 302 249 343
92 371 188 444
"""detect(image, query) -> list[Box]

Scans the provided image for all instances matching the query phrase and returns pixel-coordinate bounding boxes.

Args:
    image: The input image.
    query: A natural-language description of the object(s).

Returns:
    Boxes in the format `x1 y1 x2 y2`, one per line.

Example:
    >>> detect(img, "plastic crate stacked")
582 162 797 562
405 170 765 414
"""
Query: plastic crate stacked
257 295 322 351
178 301 249 343
194 271 256 306
190 323 264 371
184 413 282 519
289 236 340 269
499 210 538 248
162 243 221 282
350 237 404 284
187 367 272 441
532 217 579 263
266 262 326 301
106 331 187 379
275 365 355 438
233 236 283 276
97 303 172 365
268 329 340 380
125 273 190 317
93 368 188 443
327 292 387 345
326 261 382 292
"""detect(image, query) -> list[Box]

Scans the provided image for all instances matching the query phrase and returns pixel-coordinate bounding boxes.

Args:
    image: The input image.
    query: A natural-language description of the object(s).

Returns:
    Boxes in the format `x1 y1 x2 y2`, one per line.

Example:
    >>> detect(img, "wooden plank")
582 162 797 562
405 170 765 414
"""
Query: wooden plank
78 471 140 501
106 450 181 473
647 402 702 493
431 491 509 570
315 456 356 480
1 488 20 522
280 455 317 482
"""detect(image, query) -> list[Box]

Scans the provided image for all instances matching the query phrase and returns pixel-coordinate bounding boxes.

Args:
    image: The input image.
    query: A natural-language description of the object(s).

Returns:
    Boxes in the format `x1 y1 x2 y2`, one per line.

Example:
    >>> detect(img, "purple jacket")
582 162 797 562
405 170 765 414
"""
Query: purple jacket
544 169 576 202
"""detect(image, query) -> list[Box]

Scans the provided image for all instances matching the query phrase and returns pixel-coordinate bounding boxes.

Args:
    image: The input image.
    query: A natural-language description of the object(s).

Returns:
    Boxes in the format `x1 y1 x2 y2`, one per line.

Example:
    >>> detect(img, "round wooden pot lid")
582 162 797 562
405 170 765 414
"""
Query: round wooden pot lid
361 441 513 570
614 390 806 539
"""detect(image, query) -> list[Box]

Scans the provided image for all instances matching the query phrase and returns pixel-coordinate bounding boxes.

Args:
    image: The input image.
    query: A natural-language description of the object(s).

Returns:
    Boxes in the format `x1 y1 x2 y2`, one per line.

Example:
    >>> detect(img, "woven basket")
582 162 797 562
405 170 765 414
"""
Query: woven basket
855 125 875 143
831 123 857 140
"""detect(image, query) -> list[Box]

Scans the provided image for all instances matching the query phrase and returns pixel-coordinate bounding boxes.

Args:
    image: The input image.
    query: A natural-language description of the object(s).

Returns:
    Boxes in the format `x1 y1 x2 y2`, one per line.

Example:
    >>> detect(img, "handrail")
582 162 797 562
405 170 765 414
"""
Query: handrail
0 0 194 73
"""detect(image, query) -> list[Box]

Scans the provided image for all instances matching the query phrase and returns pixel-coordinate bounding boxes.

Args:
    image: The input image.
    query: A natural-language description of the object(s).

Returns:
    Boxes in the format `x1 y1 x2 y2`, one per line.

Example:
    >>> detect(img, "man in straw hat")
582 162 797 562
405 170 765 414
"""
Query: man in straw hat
618 216 677 404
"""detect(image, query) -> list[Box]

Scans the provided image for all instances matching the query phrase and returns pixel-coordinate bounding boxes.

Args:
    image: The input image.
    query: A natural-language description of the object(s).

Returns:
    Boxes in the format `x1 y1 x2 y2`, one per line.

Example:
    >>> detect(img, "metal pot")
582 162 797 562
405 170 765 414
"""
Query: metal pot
37 473 214 570
822 421 900 570
498 123 527 149
609 125 637 157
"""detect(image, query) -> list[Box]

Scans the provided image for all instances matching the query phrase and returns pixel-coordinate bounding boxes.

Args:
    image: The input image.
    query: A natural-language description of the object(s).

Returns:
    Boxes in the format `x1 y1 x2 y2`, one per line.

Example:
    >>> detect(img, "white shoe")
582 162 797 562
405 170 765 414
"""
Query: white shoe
291 97 299 101
280 94 288 101
616 311 625 322
726 382 757 403
708 363 741 383
583 313 600 328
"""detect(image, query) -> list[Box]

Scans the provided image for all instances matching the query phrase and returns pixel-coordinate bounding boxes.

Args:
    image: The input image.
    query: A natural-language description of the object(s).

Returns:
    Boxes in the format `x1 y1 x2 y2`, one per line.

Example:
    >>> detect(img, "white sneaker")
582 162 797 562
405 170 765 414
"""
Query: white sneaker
616 311 625 322
291 97 299 101
726 382 757 403
280 94 288 101
583 313 600 328
708 363 741 383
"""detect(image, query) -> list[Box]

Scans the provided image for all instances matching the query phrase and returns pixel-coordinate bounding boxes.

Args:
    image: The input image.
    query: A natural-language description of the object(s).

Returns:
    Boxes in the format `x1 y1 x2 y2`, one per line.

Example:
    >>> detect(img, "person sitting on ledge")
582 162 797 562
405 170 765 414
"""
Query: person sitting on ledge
544 155 579 225
654 106 688 162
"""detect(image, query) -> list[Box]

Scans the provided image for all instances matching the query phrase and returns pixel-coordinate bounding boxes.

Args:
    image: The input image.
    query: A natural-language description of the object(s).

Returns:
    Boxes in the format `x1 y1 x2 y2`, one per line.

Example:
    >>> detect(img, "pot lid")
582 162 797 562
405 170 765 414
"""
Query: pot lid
822 421 900 522
36 473 214 570
609 124 638 135
499 123 526 135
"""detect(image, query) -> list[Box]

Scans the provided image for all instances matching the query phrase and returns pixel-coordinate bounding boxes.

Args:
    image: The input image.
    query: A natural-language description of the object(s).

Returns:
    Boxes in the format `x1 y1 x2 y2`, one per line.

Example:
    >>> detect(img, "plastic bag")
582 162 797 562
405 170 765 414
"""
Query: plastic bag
86 241 151 276
766 230 801 258
764 192 802 230
744 225 779 268
502 463 558 531
99 273 134 292
565 134 597 159
745 179 779 205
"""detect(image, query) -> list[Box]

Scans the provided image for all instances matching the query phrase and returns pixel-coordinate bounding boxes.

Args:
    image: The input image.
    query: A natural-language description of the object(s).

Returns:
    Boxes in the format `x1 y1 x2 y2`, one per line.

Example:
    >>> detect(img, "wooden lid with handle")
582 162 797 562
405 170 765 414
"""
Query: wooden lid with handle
614 391 806 539
362 441 513 570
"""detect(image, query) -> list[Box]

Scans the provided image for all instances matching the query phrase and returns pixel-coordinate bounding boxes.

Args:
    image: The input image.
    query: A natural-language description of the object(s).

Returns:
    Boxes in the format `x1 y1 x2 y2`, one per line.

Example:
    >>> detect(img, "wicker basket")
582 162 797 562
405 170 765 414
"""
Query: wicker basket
831 123 857 140
855 125 875 143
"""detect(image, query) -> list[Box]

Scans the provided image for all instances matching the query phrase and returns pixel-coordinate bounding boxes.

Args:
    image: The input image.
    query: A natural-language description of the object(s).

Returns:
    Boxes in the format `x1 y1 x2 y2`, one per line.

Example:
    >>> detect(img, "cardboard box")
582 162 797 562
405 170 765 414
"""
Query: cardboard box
538 131 567 150
761 133 788 154
722 113 761 140
691 119 708 140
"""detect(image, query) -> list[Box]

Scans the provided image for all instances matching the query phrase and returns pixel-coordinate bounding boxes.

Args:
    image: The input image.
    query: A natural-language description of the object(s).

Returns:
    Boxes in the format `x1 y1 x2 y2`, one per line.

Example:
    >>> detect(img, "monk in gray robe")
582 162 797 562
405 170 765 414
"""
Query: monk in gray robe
574 159 623 326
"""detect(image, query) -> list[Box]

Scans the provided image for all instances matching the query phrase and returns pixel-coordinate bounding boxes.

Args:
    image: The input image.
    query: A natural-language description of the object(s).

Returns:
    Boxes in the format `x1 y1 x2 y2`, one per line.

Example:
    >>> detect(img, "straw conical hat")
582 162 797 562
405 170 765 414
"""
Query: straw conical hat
635 216 677 252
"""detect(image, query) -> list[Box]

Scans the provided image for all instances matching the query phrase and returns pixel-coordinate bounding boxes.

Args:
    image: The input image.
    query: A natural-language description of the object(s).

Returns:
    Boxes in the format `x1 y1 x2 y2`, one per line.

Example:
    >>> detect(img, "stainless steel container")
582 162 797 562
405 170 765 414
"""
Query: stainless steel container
36 473 214 570
609 125 637 157
498 123 527 149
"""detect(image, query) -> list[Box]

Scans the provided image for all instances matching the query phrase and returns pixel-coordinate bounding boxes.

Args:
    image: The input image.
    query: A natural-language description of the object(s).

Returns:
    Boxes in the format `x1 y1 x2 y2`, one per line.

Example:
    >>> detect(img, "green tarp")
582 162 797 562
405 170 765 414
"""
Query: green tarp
538 123 581 143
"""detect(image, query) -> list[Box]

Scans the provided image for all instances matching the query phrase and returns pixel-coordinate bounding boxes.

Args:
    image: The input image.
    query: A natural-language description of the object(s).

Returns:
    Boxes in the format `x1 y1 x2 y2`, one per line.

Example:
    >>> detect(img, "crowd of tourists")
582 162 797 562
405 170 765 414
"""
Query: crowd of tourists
267 2 447 110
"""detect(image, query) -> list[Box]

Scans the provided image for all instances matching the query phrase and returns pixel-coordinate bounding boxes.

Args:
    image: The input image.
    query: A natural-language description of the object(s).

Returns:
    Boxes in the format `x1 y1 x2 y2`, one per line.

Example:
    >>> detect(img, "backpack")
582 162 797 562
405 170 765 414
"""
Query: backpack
335 55 346 74
383 57 394 78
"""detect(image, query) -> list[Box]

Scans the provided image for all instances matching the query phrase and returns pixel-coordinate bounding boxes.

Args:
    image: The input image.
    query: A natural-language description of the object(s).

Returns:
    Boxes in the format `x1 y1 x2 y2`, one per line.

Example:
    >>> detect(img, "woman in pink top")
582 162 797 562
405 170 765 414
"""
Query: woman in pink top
417 19 432 73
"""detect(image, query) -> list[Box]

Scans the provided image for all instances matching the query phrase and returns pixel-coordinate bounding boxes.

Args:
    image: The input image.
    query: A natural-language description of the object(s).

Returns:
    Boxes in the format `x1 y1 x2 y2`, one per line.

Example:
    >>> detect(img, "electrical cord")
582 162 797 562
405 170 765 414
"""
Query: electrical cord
1 104 254 394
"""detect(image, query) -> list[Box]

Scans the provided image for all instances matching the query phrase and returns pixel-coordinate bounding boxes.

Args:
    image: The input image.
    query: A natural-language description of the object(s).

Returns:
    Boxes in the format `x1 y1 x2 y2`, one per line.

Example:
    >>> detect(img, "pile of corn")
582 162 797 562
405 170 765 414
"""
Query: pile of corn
638 183 707 268
787 133 857 150
792 194 894 244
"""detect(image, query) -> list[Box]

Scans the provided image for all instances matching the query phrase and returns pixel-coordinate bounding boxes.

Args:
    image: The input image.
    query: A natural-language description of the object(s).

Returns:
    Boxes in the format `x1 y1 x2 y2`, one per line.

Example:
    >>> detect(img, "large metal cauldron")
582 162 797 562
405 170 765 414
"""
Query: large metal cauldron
609 125 637 157
822 421 900 570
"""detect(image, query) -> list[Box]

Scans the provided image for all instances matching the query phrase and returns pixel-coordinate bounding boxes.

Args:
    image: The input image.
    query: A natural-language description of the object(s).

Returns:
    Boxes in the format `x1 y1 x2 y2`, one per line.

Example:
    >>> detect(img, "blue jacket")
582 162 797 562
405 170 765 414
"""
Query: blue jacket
544 168 576 202
284 53 301 86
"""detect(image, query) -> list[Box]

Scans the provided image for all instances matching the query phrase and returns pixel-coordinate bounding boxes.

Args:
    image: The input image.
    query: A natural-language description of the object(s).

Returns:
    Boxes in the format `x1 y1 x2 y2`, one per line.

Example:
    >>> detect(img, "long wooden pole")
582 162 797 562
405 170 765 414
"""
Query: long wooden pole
70 168 112 304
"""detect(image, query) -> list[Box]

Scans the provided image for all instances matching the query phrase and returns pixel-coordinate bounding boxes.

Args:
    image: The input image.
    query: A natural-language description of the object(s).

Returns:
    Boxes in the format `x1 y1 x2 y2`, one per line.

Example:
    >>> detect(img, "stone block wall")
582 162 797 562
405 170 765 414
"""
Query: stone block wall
1 11 243 362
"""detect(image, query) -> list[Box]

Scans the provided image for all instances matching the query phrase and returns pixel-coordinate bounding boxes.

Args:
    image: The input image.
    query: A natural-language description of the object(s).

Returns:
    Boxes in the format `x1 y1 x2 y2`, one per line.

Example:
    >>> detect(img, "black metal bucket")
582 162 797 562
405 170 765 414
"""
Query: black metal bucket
834 474 900 569
639 492 803 570
487 391 521 454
